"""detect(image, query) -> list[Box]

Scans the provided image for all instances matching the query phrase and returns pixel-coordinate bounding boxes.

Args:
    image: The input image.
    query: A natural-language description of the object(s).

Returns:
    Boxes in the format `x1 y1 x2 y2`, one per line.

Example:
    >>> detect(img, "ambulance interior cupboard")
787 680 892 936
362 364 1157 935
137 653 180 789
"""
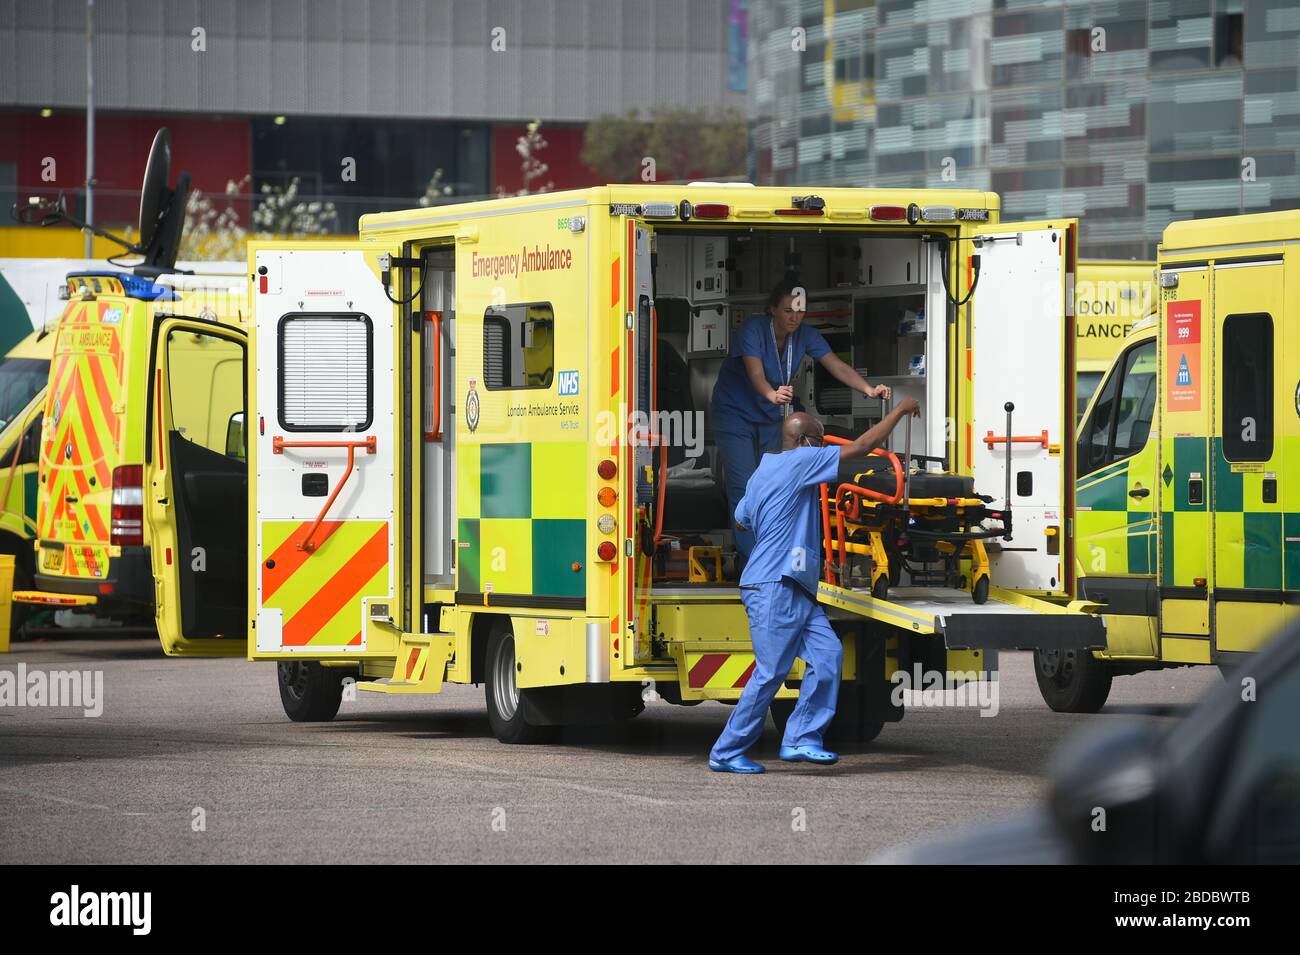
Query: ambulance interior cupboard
649 228 948 572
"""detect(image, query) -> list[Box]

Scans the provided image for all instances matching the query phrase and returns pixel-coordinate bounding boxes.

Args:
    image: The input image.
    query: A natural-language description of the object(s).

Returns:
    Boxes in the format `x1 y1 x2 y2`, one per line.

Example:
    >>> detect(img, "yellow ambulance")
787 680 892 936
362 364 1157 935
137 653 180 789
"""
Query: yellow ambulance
144 184 1105 743
1074 259 1155 421
14 269 246 620
1043 209 1299 711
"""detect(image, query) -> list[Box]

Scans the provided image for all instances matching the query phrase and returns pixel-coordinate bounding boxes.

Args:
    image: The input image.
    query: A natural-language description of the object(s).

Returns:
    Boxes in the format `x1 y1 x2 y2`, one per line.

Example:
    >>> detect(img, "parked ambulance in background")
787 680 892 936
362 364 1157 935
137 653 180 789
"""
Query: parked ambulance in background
12 269 246 623
1040 209 1298 712
1074 260 1155 421
10 127 248 627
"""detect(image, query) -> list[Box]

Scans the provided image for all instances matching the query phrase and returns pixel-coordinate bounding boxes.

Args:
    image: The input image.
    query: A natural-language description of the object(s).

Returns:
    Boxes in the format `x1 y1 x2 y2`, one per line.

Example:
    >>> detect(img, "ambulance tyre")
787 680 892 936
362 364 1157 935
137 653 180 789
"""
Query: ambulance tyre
771 697 884 746
485 623 557 745
277 661 346 722
1033 648 1113 713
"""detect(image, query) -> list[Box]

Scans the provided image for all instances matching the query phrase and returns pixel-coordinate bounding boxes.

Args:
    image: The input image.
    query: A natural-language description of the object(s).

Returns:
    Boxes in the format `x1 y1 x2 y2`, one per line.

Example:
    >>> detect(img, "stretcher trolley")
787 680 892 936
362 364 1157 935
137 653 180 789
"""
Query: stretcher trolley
821 403 1023 604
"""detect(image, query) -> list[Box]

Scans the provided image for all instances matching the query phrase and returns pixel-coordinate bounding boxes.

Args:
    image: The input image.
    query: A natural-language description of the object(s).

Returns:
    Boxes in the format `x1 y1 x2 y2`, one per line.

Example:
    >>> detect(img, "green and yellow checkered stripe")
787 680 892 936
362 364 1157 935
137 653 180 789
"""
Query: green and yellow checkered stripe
1076 457 1156 576
457 440 587 599
1160 436 1299 591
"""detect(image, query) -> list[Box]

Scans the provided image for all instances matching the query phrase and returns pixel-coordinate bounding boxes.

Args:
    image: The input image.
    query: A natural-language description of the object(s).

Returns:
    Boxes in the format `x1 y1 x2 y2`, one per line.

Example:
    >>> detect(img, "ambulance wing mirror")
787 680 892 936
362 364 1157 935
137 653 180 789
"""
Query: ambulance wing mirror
225 412 246 461
1046 720 1163 864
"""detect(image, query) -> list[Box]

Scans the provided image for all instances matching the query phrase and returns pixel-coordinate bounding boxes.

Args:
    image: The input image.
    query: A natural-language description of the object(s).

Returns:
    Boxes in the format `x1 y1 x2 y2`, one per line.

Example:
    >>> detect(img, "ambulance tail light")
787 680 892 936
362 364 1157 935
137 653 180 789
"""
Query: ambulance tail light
693 203 730 219
869 205 908 222
597 541 618 562
597 459 617 480
111 465 144 546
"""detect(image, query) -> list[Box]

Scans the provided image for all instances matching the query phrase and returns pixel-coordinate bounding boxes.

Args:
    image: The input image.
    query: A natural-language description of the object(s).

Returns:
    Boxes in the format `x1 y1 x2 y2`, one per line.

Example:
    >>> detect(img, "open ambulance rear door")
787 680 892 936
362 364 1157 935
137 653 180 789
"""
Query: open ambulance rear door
145 315 248 656
248 244 399 657
968 219 1078 596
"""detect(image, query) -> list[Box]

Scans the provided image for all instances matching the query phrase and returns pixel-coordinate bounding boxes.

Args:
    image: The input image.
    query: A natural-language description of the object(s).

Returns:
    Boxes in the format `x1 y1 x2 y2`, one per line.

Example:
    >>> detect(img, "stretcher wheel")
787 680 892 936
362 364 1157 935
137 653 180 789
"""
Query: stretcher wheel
972 575 989 605
870 575 889 600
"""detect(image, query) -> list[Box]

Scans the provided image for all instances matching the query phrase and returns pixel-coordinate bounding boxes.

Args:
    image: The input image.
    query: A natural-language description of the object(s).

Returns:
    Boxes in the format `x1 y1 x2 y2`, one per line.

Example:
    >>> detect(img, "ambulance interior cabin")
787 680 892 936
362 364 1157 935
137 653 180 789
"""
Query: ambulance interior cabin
647 225 951 585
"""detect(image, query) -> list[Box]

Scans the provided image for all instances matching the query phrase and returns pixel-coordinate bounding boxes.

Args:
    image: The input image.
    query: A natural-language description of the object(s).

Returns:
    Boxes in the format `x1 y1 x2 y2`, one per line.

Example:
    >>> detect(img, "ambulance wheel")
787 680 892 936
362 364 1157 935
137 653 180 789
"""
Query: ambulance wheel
972 575 990 605
277 661 345 722
484 623 557 745
1033 648 1113 713
870 575 889 600
771 698 884 746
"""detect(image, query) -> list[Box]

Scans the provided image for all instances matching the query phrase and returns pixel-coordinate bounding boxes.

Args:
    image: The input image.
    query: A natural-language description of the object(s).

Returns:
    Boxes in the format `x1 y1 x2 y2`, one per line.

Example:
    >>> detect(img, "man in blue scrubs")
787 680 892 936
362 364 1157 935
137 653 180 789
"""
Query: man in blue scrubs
712 278 891 561
709 400 920 774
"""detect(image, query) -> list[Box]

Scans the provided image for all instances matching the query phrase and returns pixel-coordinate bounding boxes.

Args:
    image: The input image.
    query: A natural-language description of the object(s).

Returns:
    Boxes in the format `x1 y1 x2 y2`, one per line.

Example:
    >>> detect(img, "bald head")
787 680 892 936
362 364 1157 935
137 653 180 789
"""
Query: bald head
782 412 825 450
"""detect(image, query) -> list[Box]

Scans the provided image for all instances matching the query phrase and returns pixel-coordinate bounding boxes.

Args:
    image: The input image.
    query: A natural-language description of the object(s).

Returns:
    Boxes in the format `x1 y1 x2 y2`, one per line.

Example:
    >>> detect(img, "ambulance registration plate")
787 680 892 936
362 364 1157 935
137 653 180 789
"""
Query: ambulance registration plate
41 547 64 572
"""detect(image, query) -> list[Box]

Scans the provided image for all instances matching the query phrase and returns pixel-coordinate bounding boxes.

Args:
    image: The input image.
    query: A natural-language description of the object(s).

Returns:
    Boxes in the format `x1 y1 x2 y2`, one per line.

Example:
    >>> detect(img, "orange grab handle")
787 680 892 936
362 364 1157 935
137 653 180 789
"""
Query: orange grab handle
983 429 1049 449
273 435 377 553
425 311 442 442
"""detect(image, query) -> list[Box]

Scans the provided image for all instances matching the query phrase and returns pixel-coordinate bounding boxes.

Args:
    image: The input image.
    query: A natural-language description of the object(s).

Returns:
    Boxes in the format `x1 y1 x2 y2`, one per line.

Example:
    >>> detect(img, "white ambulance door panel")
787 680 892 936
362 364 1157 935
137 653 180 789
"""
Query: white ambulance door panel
970 222 1077 593
253 247 396 653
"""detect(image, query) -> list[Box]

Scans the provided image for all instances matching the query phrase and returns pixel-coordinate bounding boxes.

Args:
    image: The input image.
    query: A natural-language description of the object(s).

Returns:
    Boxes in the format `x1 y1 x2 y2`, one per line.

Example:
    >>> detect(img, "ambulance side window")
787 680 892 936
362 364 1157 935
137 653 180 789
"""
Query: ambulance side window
17 414 42 466
167 329 246 456
483 303 554 390
1078 340 1156 476
1111 344 1157 459
1221 312 1273 462
1079 363 1120 475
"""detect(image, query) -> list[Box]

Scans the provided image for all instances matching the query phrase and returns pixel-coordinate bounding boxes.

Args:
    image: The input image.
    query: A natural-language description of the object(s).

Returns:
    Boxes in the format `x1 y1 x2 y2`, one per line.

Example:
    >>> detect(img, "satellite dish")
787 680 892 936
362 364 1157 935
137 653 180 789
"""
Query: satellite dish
9 125 191 277
137 128 172 252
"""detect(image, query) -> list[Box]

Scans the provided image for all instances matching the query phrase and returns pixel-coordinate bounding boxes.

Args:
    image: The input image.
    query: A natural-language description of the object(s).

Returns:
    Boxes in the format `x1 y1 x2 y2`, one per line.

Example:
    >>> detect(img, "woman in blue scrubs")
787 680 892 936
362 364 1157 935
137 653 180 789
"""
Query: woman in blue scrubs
711 278 892 560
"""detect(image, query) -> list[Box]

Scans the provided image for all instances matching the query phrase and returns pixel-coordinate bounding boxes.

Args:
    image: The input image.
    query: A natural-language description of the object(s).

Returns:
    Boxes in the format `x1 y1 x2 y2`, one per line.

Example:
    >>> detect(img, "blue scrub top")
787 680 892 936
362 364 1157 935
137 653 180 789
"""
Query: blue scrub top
711 315 832 427
735 444 839 594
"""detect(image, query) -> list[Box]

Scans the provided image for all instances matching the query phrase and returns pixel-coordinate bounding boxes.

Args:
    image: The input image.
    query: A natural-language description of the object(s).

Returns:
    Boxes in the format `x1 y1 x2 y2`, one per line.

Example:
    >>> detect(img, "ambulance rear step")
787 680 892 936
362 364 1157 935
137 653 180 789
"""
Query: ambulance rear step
355 631 454 695
816 583 1106 651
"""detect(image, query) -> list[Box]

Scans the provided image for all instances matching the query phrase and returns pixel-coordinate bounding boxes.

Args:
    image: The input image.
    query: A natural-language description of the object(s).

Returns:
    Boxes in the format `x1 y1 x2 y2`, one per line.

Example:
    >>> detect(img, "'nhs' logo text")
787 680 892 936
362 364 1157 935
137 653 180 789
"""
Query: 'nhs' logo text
558 370 580 396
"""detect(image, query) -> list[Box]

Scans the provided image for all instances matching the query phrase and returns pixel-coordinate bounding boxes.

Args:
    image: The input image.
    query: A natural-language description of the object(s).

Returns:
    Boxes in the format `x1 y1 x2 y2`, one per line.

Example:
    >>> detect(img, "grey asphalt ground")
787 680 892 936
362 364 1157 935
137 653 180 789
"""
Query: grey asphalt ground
0 633 1220 864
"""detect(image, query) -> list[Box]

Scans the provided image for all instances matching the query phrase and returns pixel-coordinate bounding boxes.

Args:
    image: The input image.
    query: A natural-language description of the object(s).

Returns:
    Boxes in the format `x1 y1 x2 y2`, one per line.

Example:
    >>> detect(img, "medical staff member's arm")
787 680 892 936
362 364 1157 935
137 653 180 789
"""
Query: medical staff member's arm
839 398 920 461
734 494 752 532
742 355 792 405
819 351 892 400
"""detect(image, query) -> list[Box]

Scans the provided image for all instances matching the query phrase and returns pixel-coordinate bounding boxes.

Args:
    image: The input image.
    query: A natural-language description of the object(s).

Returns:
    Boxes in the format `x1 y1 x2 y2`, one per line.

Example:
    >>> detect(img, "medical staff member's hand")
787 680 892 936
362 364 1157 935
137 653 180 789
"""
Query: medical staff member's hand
866 383 892 400
898 397 921 416
767 385 795 405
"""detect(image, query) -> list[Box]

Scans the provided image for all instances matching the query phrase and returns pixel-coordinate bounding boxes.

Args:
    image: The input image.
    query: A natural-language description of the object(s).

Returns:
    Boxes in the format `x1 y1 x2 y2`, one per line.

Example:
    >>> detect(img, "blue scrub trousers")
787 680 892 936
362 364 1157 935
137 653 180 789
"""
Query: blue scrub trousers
710 578 843 762
716 419 782 560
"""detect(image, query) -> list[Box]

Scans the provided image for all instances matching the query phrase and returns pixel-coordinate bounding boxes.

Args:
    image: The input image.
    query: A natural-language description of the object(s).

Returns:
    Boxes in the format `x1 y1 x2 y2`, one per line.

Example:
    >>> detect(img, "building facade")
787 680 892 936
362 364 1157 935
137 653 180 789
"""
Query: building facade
749 0 1300 259
0 0 745 235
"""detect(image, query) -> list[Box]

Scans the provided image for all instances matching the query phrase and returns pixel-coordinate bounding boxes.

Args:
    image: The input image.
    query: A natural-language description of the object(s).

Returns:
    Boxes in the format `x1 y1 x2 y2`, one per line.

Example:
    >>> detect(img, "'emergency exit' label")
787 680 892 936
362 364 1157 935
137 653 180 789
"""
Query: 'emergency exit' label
1167 300 1201 411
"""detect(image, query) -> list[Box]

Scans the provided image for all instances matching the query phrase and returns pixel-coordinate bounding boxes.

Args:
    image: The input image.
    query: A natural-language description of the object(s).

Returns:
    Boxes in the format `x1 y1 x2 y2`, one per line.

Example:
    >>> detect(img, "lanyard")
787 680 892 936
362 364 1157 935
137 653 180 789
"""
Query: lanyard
770 320 793 417
770 321 793 385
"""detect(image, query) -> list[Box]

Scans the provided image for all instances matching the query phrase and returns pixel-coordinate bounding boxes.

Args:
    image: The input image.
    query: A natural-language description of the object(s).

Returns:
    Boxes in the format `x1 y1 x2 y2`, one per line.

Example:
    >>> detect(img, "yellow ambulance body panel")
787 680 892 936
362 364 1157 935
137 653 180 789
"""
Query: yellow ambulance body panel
0 325 57 609
1074 259 1155 421
1066 209 1299 710
16 269 246 618
144 186 1104 741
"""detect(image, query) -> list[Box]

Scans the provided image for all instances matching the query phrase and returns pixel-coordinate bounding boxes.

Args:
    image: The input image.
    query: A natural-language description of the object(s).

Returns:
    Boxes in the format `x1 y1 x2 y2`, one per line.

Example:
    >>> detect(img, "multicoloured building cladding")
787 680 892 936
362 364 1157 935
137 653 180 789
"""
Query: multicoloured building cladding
749 0 1300 259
